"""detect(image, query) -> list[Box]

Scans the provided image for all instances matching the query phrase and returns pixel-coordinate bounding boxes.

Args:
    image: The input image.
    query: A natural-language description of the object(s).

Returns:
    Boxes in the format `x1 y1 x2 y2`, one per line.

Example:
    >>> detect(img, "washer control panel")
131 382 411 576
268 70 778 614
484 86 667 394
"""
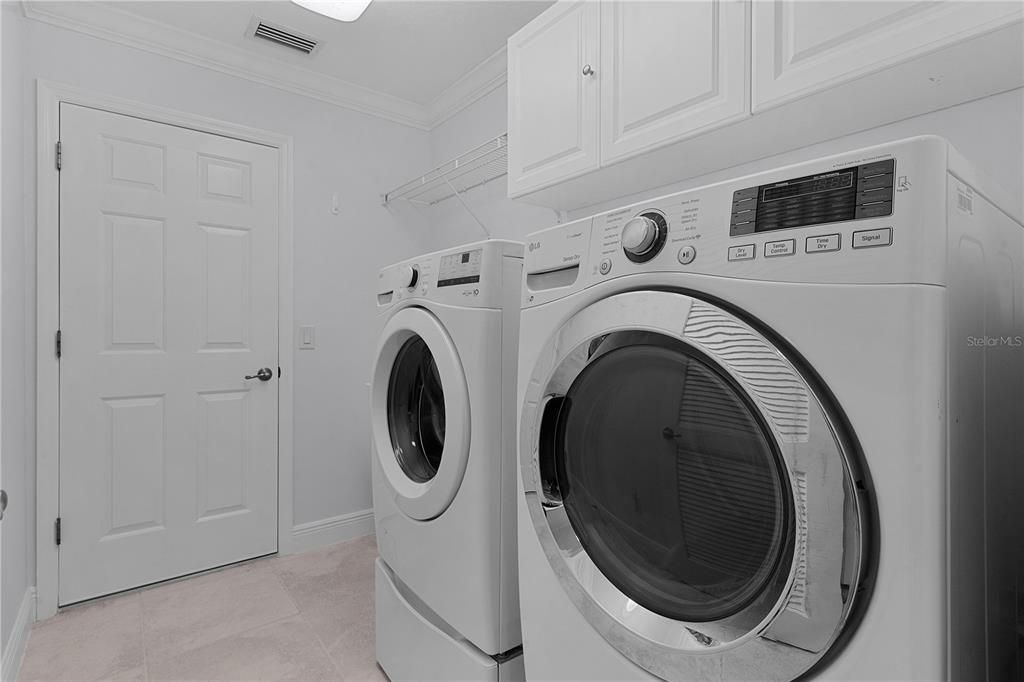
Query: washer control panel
437 248 483 287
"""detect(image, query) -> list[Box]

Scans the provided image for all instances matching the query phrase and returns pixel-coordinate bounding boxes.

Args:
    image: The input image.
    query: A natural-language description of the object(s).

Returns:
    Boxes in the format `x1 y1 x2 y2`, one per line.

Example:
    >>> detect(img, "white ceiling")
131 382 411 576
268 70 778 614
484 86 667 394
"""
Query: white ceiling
107 0 552 106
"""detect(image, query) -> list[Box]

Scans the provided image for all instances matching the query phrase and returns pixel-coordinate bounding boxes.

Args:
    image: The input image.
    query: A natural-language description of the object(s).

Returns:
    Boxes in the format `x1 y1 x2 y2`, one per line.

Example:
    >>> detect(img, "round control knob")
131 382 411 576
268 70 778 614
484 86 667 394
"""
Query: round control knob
396 265 419 290
621 212 668 263
621 217 658 256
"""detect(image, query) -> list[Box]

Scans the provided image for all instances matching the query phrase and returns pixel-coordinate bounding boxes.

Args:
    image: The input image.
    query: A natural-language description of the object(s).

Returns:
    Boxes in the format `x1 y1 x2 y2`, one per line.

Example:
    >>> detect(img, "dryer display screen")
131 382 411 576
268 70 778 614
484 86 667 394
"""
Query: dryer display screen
730 159 894 236
437 248 482 287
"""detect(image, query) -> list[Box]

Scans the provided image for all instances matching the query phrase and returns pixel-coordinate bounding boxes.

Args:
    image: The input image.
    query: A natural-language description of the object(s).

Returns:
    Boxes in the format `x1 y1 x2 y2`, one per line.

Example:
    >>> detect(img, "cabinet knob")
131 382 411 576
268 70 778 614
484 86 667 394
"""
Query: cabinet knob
582 64 594 76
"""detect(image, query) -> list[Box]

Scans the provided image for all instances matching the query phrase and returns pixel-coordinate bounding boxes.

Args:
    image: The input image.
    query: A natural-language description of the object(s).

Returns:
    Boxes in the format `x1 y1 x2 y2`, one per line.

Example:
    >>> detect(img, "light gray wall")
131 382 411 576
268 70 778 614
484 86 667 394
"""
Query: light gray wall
427 84 558 248
2 3 433 644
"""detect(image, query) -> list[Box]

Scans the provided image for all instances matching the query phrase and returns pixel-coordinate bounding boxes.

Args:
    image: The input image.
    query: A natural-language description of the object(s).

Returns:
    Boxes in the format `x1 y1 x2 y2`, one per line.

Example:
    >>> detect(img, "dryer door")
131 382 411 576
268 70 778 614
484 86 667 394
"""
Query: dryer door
373 306 470 520
520 291 870 681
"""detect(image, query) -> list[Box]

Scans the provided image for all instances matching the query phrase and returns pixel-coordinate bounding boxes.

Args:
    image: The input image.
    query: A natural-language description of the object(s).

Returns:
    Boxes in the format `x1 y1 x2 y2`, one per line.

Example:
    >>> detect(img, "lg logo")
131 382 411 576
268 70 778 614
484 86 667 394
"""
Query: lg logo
528 241 541 252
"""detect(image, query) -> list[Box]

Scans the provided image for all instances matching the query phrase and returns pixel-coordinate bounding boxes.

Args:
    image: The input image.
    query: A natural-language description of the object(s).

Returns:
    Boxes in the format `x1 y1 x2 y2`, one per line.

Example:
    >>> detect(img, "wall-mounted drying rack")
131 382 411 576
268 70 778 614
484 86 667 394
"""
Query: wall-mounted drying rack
382 134 508 206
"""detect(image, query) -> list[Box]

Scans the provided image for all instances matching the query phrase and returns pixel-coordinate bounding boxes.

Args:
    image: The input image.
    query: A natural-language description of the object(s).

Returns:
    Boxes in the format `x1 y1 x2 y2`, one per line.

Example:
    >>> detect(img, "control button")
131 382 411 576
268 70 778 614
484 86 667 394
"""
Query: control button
765 239 796 258
852 227 893 249
854 201 893 219
599 258 612 275
806 234 841 253
859 159 895 176
728 244 755 261
677 245 696 265
858 173 894 191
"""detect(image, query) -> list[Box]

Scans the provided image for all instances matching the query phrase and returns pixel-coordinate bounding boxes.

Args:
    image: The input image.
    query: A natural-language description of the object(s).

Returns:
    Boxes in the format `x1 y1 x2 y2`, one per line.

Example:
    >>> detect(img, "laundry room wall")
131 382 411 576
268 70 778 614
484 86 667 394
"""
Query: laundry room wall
1 2 434 645
564 87 1024 222
429 84 1024 244
425 84 559 249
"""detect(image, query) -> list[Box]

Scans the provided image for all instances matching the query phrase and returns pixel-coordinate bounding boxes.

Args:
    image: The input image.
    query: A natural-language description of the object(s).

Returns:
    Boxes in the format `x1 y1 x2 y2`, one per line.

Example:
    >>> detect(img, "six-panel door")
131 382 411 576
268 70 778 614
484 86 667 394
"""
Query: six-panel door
58 103 280 604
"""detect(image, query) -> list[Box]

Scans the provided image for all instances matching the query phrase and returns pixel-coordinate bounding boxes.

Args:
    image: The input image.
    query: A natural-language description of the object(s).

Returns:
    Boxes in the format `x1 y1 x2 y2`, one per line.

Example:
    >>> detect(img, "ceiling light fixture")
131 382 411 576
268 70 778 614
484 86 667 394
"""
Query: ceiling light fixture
291 0 373 23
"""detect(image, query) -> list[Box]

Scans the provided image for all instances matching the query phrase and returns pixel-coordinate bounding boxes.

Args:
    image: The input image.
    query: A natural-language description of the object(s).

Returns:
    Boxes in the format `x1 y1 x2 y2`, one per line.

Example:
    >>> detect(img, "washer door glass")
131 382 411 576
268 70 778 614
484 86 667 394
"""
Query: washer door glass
388 336 446 483
548 331 790 623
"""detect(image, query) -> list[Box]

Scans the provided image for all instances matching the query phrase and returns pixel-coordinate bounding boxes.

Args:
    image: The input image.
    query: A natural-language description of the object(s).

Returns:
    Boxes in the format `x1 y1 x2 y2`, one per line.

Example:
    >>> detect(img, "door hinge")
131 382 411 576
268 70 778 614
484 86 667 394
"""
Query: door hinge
55 517 62 546
55 329 62 358
278 366 282 378
55 141 62 171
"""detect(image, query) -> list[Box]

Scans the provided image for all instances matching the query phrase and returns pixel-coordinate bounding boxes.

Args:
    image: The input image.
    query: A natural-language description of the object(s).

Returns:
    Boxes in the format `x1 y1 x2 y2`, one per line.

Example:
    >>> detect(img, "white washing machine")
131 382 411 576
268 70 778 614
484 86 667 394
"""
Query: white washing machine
515 136 1023 681
372 239 525 681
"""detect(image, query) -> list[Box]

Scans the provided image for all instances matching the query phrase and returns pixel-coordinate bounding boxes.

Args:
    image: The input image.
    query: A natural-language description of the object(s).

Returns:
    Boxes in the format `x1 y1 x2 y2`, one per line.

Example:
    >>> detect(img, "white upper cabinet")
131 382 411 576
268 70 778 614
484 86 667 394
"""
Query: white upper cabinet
507 0 1022 209
508 0 601 197
600 0 748 164
752 1 1024 111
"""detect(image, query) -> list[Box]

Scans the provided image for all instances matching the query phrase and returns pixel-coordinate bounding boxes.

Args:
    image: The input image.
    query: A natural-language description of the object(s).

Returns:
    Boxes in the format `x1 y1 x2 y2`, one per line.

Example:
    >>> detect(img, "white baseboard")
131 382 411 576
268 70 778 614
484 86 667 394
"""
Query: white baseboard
2 587 37 682
289 508 374 554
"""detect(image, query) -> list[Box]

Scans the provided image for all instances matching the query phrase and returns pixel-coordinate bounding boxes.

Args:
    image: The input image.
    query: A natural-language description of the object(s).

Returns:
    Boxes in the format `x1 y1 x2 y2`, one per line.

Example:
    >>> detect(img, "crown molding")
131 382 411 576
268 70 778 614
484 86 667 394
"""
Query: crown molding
426 45 508 128
21 1 511 132
22 0 434 130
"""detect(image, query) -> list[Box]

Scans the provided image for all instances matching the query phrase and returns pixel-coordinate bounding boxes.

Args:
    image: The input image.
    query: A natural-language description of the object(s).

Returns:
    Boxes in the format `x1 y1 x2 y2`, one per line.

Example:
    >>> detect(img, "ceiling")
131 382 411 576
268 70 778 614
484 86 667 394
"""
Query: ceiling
106 0 553 106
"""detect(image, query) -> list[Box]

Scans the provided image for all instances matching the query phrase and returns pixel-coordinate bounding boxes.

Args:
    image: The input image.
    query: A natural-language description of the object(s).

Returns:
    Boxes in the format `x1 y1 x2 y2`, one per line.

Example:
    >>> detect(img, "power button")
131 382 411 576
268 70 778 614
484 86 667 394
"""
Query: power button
677 246 696 265
599 258 612 275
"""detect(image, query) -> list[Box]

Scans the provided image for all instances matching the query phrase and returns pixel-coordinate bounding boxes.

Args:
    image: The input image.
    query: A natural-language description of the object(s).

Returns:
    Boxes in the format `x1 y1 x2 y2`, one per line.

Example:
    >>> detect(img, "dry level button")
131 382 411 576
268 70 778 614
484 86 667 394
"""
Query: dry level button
806 234 841 253
677 246 696 265
765 239 796 257
728 245 755 261
852 227 893 249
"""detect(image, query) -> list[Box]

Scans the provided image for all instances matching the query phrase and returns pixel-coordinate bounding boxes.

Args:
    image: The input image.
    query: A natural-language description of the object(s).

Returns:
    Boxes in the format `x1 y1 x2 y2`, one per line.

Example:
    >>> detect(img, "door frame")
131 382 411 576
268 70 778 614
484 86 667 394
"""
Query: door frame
35 80 296 619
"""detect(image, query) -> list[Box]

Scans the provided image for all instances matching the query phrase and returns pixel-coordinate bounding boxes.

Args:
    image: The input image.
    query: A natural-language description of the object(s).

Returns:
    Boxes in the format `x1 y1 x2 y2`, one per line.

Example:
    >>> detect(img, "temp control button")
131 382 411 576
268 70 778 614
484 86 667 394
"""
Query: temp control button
852 227 893 249
765 239 796 258
728 244 756 261
806 234 841 253
599 258 612 275
677 245 696 265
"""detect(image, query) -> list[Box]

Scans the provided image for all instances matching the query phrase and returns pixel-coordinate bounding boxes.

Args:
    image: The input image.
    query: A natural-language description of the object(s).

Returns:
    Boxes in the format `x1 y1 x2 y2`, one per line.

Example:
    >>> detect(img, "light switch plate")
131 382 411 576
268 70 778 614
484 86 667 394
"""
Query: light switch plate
299 325 316 350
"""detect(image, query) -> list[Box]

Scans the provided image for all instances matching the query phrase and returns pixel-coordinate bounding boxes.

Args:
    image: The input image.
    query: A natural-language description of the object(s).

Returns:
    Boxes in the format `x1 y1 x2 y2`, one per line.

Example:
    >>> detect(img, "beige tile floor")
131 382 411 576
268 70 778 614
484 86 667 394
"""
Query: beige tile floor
18 535 386 682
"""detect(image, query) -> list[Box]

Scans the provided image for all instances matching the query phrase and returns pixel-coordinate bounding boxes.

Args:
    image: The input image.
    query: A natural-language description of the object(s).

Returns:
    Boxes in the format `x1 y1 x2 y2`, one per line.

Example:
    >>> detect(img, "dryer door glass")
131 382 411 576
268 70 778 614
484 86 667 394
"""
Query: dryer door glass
548 331 791 622
387 335 446 483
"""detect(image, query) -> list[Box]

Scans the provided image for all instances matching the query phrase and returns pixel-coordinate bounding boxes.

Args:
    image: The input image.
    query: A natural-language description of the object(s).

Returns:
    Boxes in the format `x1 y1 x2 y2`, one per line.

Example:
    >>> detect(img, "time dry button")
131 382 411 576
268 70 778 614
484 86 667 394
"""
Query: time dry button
599 258 612 275
806 234 841 253
677 246 696 265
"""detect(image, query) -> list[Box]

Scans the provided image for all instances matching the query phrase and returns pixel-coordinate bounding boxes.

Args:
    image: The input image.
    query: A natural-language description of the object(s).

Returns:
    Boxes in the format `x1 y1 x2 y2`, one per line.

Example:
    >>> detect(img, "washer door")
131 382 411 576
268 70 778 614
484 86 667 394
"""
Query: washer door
520 291 870 681
373 306 470 520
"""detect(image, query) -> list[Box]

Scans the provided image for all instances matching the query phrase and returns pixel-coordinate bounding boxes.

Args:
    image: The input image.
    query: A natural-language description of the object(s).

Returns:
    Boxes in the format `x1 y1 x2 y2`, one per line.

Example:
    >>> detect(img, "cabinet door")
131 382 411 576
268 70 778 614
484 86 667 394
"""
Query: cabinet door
508 0 600 197
753 1 1024 112
600 0 749 165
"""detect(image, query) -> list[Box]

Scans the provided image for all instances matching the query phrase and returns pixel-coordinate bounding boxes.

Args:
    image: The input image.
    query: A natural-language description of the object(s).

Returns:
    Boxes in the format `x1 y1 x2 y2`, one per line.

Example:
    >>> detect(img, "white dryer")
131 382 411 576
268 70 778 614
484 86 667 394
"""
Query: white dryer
372 240 525 681
515 137 1023 681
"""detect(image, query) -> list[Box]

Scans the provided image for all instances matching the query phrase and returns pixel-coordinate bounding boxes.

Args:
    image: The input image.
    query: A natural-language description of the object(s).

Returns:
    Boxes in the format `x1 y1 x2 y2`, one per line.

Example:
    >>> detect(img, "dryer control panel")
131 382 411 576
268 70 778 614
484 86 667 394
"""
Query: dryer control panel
522 136 955 308
730 159 895 236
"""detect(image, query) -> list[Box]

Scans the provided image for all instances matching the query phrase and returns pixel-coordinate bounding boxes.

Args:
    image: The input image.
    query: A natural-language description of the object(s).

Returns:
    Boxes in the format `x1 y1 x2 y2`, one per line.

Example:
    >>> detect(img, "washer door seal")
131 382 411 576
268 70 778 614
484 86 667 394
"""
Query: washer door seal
520 290 869 681
374 306 470 520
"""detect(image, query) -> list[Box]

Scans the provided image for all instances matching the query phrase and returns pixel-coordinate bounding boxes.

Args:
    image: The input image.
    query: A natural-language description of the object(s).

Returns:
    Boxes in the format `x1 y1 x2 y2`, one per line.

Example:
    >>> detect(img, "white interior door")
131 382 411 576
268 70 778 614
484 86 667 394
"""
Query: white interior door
58 103 280 605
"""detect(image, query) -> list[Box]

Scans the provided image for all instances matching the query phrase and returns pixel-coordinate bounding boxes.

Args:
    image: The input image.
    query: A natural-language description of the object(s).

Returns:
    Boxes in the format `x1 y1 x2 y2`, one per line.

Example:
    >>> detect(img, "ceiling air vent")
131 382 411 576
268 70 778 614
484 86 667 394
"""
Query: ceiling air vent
251 18 318 55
